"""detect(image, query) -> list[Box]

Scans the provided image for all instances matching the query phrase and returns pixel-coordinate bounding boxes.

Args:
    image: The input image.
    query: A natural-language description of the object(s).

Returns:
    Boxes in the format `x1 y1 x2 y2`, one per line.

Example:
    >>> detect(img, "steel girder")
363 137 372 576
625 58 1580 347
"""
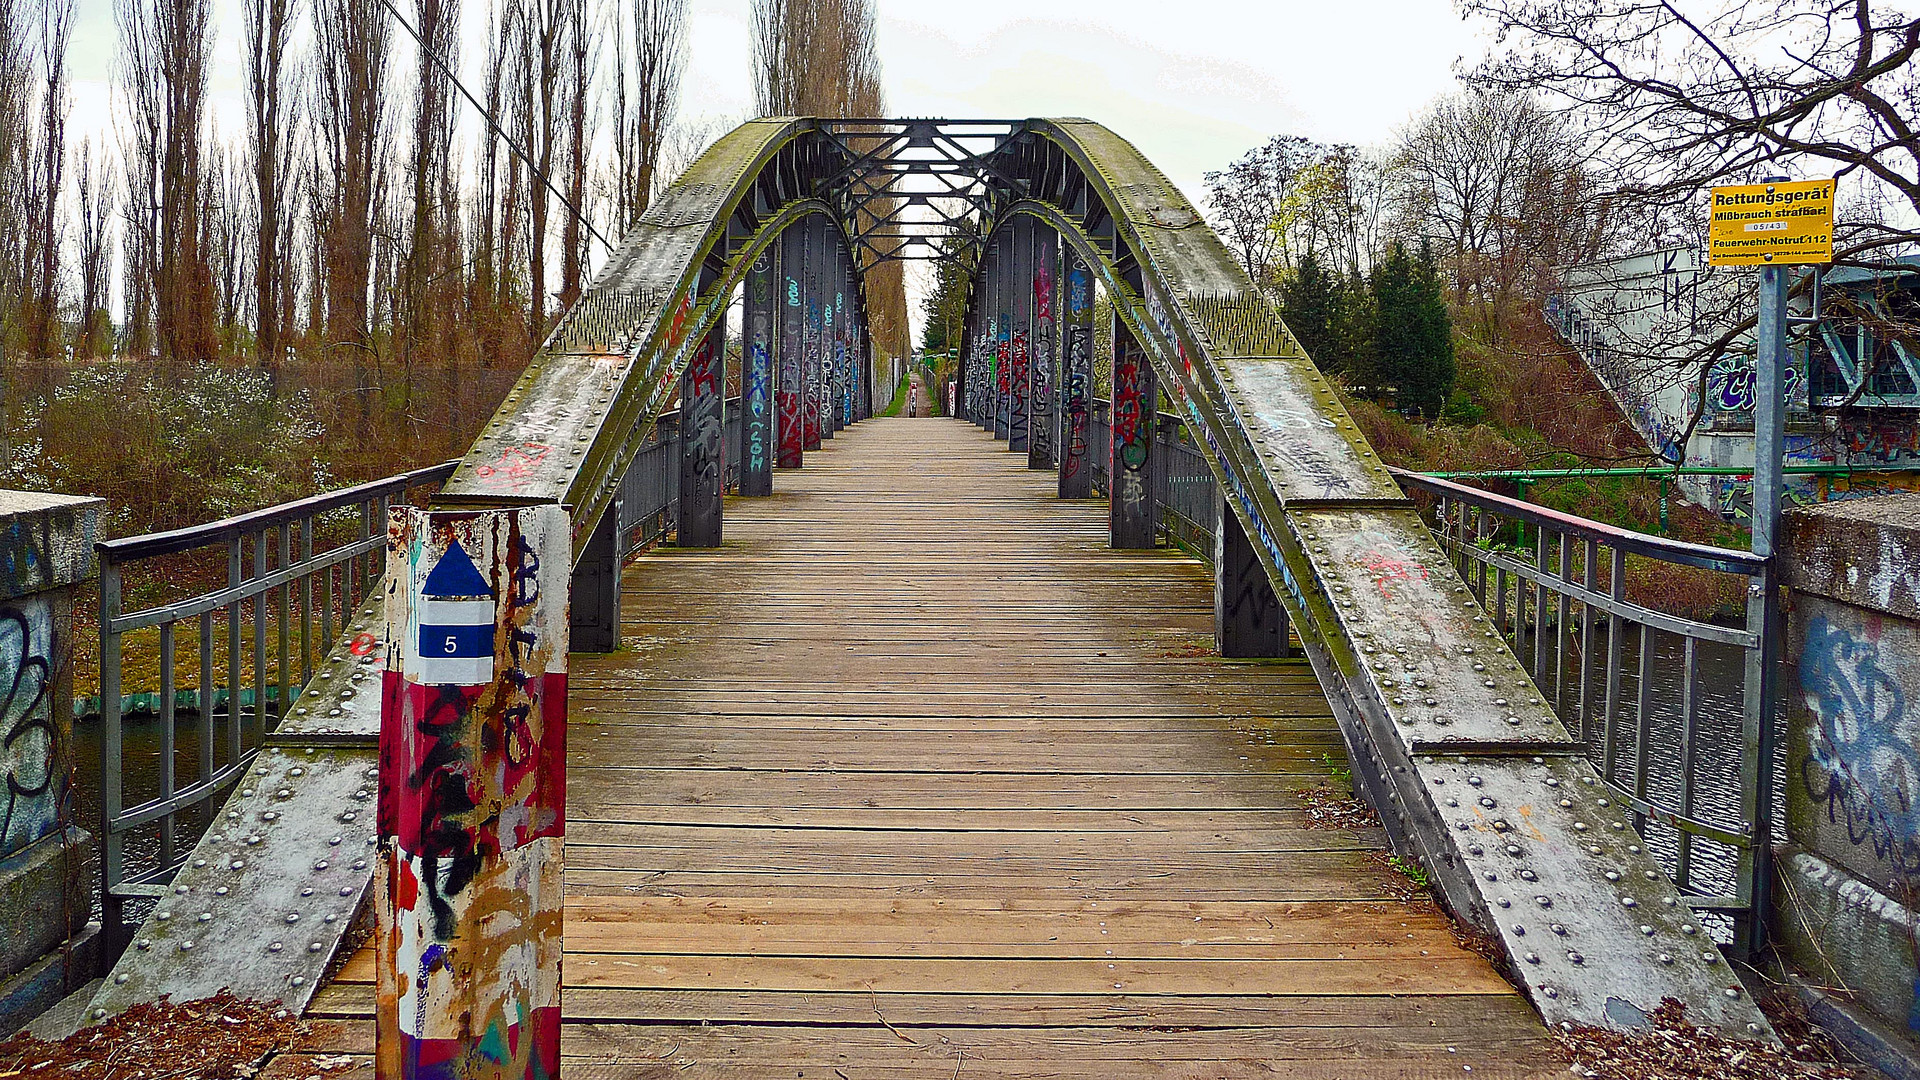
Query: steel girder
435 116 1775 1037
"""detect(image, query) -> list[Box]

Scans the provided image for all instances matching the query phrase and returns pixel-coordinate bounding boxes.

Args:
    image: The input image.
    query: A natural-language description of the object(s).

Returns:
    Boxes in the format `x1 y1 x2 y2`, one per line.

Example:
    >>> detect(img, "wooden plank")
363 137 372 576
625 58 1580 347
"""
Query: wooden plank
316 418 1544 1072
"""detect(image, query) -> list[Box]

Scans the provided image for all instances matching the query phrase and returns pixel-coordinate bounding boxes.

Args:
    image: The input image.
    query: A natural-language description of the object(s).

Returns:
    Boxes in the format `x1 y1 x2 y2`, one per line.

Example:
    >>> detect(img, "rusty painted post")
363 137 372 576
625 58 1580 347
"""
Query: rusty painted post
1007 219 1031 454
1110 313 1157 549
1028 226 1057 470
377 505 569 1080
994 238 1013 442
1215 495 1289 657
777 227 804 469
740 247 776 495
678 305 726 547
1058 250 1094 497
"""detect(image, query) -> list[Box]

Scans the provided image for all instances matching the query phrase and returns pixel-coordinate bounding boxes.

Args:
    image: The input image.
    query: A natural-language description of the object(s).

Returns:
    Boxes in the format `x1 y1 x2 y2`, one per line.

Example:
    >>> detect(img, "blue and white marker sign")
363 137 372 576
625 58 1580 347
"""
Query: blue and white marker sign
411 538 496 685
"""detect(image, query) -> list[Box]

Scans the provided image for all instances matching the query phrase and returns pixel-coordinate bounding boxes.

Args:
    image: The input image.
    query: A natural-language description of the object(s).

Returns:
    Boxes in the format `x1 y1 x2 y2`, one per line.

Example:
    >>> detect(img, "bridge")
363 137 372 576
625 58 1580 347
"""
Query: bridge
47 118 1793 1073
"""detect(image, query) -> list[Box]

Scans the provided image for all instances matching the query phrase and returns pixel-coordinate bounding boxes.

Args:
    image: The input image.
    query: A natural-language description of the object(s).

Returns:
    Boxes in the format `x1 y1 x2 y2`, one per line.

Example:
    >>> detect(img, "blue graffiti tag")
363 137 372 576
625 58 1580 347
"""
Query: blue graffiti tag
1799 615 1920 879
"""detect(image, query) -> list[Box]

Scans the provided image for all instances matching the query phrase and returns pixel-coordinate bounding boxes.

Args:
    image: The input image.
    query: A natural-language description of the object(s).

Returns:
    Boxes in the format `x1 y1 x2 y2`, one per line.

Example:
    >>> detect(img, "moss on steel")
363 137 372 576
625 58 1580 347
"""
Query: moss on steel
433 117 1777 1037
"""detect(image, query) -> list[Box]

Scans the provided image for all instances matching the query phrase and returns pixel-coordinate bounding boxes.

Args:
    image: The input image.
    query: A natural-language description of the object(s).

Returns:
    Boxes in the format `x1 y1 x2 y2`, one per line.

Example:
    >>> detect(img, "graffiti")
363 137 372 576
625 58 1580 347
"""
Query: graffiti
804 298 823 449
746 343 772 472
1363 550 1430 600
1798 615 1920 881
1060 264 1094 492
1030 255 1055 465
471 442 553 492
1112 344 1154 531
1009 328 1030 448
0 601 57 859
681 331 725 542
1706 356 1804 415
379 507 569 1080
1842 414 1920 465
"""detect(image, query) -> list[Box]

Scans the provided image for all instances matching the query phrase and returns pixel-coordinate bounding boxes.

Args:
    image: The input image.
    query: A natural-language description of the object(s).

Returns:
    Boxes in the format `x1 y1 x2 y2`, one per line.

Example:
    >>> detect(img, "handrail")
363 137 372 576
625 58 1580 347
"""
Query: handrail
99 461 458 563
1390 466 1765 575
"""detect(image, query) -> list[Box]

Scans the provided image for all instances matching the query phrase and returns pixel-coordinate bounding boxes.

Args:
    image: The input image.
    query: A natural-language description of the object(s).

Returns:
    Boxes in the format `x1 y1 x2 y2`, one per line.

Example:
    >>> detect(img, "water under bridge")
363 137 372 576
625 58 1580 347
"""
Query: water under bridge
65 118 1787 1075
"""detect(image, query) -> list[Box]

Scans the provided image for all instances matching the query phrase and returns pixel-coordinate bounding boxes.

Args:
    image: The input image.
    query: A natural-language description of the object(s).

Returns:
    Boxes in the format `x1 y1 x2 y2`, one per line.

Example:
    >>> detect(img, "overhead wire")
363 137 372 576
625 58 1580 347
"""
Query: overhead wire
372 0 616 254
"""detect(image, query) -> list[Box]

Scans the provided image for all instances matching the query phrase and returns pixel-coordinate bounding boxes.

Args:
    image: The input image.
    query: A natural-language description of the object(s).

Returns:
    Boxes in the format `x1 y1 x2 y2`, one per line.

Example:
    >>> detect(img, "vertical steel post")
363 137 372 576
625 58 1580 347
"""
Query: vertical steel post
1008 219 1032 454
741 247 776 495
567 503 622 651
1741 246 1788 957
678 303 726 547
1215 495 1288 656
377 505 569 1080
1058 250 1094 497
1028 225 1057 470
803 218 823 451
1110 313 1157 548
777 227 805 469
995 235 1013 442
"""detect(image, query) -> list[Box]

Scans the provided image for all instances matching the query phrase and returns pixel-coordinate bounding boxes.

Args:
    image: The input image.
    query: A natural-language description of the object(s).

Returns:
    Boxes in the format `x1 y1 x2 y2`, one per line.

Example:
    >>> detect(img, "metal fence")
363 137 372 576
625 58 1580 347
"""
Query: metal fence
1084 399 1219 560
95 462 456 933
1393 468 1773 945
613 400 742 559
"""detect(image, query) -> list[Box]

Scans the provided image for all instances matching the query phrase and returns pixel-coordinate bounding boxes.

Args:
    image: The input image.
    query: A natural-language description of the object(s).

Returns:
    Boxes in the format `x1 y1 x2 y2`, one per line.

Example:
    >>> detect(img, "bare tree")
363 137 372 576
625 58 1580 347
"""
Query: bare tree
0 0 30 352
24 0 72 361
613 0 686 232
74 138 113 357
317 0 390 421
514 0 571 336
1465 0 1920 266
558 0 591 310
119 0 217 363
401 0 459 398
244 0 297 376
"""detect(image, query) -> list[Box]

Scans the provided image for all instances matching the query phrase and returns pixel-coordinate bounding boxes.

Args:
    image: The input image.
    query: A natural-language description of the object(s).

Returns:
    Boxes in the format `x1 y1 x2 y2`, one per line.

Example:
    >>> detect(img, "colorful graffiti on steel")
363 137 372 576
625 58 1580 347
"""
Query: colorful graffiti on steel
1059 262 1094 496
1029 249 1056 467
378 507 569 1080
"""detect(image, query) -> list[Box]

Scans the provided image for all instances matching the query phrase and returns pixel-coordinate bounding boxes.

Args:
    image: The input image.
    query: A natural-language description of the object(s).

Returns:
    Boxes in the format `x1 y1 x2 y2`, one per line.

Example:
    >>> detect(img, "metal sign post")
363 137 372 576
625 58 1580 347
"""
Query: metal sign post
1708 174 1833 953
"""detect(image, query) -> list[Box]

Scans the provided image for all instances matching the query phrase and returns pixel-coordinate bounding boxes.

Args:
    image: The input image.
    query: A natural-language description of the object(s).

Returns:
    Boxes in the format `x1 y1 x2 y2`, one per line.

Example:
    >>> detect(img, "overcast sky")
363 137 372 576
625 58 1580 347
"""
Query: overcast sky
63 0 1491 332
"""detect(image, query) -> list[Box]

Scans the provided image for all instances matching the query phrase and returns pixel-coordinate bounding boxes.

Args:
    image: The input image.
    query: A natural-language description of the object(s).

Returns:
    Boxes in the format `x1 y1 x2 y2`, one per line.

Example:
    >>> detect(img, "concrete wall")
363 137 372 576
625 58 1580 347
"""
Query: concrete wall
0 491 104 1033
1778 492 1920 1038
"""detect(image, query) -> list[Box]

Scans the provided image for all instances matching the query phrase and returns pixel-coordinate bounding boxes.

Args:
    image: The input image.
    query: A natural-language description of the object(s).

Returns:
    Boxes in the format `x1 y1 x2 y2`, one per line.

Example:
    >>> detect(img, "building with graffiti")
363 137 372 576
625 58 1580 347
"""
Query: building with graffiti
1552 249 1920 520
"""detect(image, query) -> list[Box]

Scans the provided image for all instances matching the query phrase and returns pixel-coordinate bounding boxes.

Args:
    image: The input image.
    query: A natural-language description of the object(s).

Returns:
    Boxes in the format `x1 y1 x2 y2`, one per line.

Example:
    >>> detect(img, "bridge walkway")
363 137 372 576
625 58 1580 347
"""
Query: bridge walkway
300 417 1553 1077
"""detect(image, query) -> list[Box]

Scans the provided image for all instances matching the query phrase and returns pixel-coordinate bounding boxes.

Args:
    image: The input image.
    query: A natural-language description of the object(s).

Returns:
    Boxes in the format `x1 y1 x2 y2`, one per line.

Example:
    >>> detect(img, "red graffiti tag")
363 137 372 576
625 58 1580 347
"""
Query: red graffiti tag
473 442 554 493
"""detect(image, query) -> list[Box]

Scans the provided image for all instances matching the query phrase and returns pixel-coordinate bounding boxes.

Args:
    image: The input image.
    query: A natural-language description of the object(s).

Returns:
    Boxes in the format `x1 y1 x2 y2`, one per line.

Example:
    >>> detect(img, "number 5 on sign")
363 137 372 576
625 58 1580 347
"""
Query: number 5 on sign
410 537 496 684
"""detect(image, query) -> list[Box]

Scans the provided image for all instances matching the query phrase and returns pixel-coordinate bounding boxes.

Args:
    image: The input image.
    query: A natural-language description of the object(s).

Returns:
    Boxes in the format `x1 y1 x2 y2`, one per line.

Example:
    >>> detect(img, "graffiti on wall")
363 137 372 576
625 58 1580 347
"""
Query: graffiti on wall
1112 347 1153 520
0 599 59 859
683 332 725 519
1060 264 1093 490
1799 614 1920 882
804 297 823 448
378 507 570 1080
778 271 804 467
1029 254 1055 464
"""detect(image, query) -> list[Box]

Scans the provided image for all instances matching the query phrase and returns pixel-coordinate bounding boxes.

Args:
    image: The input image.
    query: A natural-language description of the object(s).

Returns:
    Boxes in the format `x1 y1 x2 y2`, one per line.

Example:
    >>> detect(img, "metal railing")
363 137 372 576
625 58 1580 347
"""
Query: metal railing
1084 399 1219 560
95 462 456 936
1393 468 1773 944
613 399 742 559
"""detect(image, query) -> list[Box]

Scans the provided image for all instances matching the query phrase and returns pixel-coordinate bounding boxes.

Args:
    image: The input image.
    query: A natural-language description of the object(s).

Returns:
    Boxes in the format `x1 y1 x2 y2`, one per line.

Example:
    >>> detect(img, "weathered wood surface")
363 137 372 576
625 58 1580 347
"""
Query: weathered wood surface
319 418 1555 1077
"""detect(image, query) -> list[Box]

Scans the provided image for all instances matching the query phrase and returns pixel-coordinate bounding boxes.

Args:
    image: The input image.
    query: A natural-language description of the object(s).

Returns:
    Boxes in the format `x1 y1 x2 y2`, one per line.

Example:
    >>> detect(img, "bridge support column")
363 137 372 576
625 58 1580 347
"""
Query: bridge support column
378 505 569 1080
803 219 823 451
1109 316 1157 549
1027 226 1056 470
777 227 804 468
1214 496 1290 657
741 248 776 495
1058 251 1094 497
678 316 726 547
1007 219 1031 455
569 500 622 652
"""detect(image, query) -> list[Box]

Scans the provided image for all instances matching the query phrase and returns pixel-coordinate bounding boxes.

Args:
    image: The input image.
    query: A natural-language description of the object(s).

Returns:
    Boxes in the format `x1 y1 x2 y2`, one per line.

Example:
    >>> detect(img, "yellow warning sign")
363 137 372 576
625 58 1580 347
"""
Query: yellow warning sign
1708 179 1835 266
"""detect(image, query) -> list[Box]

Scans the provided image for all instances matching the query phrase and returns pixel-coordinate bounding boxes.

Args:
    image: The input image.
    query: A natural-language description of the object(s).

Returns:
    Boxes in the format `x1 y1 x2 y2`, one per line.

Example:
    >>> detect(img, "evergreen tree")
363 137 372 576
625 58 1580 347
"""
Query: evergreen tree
1332 269 1375 387
1368 241 1454 419
1280 251 1339 373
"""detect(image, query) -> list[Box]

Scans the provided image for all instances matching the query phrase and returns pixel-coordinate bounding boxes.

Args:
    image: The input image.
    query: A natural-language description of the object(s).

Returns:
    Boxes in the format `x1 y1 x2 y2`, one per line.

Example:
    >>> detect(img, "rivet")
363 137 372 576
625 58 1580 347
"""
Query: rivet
286 913 301 924
1682 924 1698 935
276 789 292 799
1620 896 1637 908
330 836 343 846
324 914 338 924
175 884 189 894
1574 823 1589 832
1512 924 1525 936
262 812 279 822
290 767 305 777
1519 869 1537 881
215 886 229 896
352 860 367 871
197 912 212 923
309 942 324 953
155 911 172 922
1604 871 1619 881
1524 952 1540 964
114 973 129 985
1551 924 1567 935
1644 870 1659 880
291 976 306 987
269 942 284 953
1469 845 1484 855
1536 896 1552 908
302 888 315 897
1544 778 1559 788
1702 951 1718 964
1568 952 1584 965
1505 845 1521 857
1485 871 1498 881
341 812 357 822
1543 987 1559 999
1495 898 1510 908
92 1008 108 1019
1468 777 1482 787
180 941 195 952
340 886 355 896
194 859 207 868
241 789 254 798
136 939 151 950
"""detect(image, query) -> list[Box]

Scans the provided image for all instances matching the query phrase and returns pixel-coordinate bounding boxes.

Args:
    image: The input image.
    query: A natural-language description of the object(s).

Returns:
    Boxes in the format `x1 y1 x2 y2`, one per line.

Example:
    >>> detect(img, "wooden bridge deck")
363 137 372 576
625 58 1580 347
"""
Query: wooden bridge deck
303 418 1554 1078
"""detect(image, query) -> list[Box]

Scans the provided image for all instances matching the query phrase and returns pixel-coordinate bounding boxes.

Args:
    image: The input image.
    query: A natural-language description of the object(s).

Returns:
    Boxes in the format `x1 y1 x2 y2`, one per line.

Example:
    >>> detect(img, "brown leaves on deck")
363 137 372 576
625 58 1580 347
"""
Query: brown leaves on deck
0 992 303 1080
1557 998 1869 1080
1297 784 1381 830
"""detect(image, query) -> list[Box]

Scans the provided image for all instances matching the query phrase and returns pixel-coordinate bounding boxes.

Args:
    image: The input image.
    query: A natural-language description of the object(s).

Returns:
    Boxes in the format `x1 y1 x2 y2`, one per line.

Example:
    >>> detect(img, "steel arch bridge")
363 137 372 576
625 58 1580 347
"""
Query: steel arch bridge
87 118 1776 1068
